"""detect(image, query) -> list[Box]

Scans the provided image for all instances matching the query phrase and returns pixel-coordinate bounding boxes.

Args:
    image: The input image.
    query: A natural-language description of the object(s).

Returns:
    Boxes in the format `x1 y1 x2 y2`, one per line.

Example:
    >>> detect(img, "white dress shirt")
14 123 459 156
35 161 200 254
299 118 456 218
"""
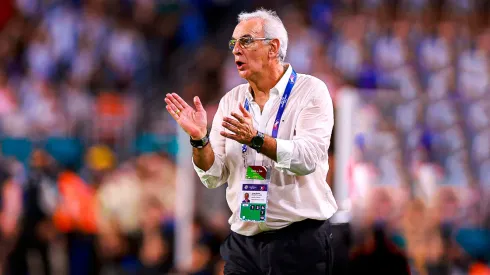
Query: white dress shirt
193 65 338 236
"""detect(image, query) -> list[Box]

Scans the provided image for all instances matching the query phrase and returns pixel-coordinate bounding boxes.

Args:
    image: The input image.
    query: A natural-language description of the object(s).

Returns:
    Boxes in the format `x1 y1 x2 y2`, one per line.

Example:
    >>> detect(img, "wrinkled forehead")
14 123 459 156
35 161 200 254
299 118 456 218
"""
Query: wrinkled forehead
232 18 265 39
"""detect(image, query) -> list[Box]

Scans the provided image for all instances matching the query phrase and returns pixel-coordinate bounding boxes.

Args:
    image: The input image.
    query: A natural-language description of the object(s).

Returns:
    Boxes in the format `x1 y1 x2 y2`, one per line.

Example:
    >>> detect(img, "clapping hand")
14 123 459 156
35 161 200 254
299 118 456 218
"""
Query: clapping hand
221 104 257 146
165 93 208 140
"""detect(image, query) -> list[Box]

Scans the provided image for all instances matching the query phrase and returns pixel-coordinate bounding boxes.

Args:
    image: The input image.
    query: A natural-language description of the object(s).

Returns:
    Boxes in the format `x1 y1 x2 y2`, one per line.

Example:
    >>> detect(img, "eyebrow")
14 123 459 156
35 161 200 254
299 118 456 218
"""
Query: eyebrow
231 34 252 40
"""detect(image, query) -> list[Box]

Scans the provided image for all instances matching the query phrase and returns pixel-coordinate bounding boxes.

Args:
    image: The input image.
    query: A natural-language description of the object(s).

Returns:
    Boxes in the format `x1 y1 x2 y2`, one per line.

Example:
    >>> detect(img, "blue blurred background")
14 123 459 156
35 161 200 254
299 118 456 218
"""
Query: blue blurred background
0 0 489 274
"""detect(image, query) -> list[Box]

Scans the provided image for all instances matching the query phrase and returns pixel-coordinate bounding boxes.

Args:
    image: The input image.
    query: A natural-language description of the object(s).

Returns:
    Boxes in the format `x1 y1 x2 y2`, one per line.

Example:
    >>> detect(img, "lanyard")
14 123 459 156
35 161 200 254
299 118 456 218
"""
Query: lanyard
241 69 297 154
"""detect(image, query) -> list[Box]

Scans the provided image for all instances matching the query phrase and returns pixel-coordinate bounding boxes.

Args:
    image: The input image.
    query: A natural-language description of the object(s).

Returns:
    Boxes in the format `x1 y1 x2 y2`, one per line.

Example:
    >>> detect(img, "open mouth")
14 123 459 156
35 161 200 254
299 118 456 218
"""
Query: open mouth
235 61 245 69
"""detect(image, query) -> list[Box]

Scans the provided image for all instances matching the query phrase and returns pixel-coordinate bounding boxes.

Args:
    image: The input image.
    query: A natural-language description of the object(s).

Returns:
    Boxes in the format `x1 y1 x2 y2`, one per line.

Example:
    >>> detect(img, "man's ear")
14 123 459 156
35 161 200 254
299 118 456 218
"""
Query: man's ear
269 38 280 59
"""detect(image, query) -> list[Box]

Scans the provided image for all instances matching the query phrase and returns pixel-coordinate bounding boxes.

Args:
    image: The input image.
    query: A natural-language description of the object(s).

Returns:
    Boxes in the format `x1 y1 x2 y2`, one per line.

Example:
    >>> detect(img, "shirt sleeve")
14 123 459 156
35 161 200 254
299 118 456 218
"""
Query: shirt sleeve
192 97 230 189
274 80 334 175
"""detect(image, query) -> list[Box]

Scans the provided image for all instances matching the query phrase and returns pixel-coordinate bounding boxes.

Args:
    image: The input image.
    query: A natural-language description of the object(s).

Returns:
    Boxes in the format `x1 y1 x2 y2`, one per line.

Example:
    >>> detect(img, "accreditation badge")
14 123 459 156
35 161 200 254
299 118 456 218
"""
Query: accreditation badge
239 166 271 222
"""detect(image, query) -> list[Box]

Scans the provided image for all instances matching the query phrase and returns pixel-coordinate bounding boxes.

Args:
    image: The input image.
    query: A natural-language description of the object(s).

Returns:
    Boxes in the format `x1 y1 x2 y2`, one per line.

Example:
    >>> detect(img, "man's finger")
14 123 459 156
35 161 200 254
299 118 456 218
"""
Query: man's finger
165 98 181 113
239 104 251 118
230 113 245 123
223 117 241 128
222 121 239 134
166 105 180 120
194 96 205 112
172 93 191 109
220 131 239 141
166 93 185 110
165 98 180 111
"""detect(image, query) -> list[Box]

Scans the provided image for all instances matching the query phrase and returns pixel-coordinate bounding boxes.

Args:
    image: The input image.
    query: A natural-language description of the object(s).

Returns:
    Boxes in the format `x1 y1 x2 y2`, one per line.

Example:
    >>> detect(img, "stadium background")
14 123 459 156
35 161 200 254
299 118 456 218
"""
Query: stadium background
0 0 490 274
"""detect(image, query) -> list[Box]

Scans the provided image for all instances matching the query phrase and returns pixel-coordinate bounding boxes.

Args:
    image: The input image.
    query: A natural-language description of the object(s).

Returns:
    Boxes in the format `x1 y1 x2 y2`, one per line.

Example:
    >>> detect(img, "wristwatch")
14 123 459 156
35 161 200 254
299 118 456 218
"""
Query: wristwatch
190 133 209 149
250 131 265 152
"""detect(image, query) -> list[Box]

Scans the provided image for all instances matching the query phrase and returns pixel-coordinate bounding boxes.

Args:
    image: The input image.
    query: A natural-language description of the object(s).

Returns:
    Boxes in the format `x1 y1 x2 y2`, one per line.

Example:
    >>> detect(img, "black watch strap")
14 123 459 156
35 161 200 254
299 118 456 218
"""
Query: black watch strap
190 133 209 149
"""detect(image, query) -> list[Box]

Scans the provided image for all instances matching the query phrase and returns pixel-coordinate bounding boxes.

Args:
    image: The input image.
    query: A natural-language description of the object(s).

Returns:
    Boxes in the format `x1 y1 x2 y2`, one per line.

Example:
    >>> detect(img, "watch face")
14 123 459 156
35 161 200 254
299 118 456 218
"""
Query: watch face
252 135 264 147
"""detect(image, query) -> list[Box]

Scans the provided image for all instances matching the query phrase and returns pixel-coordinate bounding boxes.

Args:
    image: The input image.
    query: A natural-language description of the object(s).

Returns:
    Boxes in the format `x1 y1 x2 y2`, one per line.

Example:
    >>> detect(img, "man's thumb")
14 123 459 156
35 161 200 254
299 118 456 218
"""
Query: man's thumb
194 96 204 111
239 103 250 117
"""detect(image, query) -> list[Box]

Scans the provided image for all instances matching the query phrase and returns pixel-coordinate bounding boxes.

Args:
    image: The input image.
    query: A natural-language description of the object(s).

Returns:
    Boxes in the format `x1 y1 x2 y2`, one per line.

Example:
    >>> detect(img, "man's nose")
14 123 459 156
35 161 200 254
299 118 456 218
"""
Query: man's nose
232 43 242 55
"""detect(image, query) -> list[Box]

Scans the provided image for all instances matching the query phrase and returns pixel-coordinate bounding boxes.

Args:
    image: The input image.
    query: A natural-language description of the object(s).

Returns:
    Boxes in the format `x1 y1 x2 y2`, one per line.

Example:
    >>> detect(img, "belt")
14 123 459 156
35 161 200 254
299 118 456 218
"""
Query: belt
259 219 328 236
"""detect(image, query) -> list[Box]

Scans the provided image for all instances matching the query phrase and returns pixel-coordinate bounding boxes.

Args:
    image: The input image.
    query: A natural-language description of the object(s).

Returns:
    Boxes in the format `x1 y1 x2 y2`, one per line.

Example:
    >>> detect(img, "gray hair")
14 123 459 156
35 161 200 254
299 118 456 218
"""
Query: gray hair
237 8 288 62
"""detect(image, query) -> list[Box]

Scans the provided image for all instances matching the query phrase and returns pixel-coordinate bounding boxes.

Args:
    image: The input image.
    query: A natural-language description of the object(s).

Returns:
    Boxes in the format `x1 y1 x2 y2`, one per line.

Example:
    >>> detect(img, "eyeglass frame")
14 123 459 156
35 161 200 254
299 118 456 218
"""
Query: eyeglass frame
228 36 273 51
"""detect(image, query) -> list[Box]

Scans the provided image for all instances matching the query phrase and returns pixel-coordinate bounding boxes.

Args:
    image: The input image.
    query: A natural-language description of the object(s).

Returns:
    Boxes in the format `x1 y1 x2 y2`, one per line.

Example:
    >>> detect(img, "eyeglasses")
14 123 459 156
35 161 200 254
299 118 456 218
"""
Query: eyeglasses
228 36 272 51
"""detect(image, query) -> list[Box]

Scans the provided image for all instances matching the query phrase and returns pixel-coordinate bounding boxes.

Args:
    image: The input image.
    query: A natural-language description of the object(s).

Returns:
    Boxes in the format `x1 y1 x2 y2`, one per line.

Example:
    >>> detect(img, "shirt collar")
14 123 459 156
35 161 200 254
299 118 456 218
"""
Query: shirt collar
272 63 293 96
246 64 293 102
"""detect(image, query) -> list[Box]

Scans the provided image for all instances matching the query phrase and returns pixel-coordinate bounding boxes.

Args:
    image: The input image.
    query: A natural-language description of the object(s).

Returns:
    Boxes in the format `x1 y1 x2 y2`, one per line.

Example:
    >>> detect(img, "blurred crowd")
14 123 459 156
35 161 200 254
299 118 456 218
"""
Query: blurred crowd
0 0 237 274
0 0 490 274
338 0 490 274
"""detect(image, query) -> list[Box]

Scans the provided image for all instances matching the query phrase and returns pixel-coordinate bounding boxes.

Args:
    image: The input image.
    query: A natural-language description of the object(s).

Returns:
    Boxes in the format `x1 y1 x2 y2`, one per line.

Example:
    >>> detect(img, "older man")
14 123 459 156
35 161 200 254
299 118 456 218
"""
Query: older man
165 8 337 275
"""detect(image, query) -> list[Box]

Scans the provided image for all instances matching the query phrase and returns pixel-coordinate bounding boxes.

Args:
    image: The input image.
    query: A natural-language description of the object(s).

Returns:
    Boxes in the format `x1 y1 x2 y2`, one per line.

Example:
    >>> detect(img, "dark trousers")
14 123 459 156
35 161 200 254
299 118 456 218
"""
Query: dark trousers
7 233 51 275
220 219 334 275
67 232 101 275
